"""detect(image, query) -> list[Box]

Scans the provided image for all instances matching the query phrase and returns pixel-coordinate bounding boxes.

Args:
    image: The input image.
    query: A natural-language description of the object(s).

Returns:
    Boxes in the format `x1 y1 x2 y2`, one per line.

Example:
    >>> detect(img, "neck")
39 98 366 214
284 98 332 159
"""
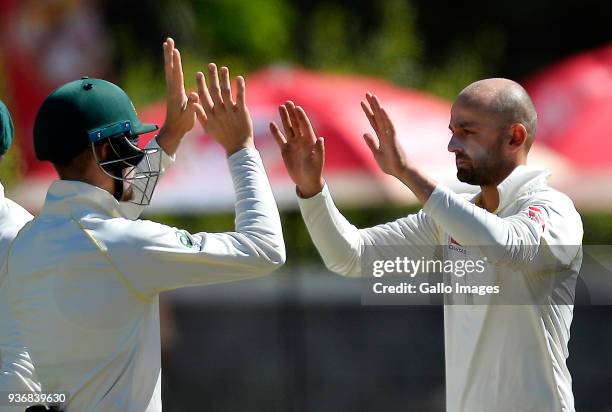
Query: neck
478 185 500 212
56 164 115 199
478 159 526 212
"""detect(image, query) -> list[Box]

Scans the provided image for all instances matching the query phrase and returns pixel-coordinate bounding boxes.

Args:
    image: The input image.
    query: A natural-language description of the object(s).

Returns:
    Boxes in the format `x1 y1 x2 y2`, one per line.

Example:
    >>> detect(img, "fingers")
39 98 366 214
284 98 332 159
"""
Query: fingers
269 122 287 148
198 64 246 113
163 37 186 98
361 100 378 133
380 108 396 136
367 92 382 112
361 99 374 118
368 93 386 128
363 133 380 154
194 102 207 124
236 76 246 109
315 136 325 156
219 66 233 105
208 63 223 106
365 93 395 140
186 92 199 112
196 72 214 111
295 106 316 144
365 93 383 134
163 38 174 90
279 105 294 141
172 48 186 96
285 101 299 137
279 102 317 144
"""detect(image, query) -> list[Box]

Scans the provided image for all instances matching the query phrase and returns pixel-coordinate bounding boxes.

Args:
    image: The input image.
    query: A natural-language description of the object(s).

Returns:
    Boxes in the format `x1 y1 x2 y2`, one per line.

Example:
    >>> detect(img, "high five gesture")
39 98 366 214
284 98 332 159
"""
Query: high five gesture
361 93 436 203
195 63 255 156
270 101 325 198
360 93 408 177
157 37 200 156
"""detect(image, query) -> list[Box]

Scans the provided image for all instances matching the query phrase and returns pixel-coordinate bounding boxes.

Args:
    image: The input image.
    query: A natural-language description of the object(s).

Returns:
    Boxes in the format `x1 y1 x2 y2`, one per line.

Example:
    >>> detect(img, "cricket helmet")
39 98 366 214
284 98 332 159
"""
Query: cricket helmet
34 77 162 205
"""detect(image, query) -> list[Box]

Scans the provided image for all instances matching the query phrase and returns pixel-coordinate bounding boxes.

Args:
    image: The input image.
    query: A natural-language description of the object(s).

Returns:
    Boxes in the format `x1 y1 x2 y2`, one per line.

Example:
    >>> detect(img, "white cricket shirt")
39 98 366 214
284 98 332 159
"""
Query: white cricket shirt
0 138 173 410
3 148 284 411
0 182 38 401
298 165 583 412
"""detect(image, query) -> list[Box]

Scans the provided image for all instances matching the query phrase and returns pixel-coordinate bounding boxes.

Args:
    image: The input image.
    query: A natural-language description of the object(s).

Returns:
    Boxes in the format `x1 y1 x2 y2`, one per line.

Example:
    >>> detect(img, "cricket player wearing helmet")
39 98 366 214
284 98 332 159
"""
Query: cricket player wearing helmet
0 39 187 411
271 79 583 411
0 53 190 409
2 38 285 411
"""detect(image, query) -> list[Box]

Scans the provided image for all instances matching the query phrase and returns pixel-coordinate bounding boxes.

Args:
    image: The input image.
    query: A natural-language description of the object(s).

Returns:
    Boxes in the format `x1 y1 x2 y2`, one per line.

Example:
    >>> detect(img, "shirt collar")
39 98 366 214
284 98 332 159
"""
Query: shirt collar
0 181 4 200
40 180 126 219
471 165 551 214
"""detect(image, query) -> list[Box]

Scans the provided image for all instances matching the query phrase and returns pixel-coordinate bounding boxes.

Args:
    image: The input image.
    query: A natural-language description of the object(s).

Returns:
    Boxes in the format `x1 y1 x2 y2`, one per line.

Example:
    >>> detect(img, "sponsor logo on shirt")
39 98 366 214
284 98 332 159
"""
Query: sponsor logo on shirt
528 205 546 230
448 236 466 253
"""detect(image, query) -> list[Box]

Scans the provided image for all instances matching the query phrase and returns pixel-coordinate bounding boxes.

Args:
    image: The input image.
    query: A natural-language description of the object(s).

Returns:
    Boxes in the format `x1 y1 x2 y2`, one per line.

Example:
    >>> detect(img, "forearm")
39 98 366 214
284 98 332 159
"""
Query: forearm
227 148 286 266
298 185 363 276
393 166 509 246
394 164 437 205
423 184 539 261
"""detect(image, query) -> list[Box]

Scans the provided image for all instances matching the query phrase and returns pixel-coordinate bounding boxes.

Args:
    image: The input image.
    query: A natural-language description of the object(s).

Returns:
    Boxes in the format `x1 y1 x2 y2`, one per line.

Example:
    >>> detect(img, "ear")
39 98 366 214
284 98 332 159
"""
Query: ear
507 123 527 152
93 141 110 161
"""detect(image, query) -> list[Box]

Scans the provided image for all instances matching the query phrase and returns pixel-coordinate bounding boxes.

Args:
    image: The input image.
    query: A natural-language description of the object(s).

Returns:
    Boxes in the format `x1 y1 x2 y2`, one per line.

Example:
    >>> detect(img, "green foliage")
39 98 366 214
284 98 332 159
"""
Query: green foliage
115 0 507 105
121 56 165 109
306 0 422 86
581 212 612 244
421 27 506 99
191 0 293 65
119 0 292 107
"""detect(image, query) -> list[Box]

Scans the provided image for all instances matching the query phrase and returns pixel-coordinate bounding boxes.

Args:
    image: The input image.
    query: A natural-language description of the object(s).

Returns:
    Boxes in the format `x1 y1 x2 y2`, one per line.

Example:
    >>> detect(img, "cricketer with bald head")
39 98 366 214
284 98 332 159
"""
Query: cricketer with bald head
271 79 583 411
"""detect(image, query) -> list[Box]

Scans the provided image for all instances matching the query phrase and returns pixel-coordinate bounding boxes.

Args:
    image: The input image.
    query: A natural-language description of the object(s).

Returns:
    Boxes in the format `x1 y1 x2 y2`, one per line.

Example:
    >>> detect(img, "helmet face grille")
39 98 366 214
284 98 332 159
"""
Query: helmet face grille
93 135 162 206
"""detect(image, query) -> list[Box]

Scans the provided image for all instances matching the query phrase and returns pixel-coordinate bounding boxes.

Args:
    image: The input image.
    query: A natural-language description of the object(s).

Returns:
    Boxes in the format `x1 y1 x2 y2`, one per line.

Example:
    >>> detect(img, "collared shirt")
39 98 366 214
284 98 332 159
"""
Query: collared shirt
298 165 583 412
3 147 285 411
0 139 192 411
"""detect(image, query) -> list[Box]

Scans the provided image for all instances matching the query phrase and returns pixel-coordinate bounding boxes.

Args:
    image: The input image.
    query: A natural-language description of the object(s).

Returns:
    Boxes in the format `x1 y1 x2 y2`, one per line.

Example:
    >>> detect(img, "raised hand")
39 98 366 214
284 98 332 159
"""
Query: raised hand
362 93 436 204
195 63 255 156
361 93 410 177
157 37 200 155
270 101 325 198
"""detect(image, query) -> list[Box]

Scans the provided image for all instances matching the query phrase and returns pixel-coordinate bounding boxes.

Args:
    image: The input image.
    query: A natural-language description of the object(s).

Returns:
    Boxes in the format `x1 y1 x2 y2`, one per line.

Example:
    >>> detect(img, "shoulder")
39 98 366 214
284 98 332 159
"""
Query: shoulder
85 216 200 251
1 197 33 225
520 186 583 242
0 198 32 248
89 216 176 241
524 186 580 219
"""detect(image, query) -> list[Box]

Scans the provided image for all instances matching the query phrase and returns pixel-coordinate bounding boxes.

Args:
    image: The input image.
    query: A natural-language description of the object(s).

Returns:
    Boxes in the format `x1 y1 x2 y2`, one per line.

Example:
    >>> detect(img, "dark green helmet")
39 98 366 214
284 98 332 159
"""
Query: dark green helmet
0 100 14 156
33 77 158 164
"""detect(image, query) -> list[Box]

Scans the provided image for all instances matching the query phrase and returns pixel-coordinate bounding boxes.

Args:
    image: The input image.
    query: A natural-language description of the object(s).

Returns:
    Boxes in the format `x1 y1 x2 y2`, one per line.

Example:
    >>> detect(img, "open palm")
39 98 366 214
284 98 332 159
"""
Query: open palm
270 101 325 198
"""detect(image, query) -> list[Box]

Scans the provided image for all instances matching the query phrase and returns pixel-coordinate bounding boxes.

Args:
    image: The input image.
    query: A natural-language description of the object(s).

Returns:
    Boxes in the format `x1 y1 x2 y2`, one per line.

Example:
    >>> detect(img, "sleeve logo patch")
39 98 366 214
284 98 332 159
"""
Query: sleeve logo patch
528 206 546 230
176 230 195 248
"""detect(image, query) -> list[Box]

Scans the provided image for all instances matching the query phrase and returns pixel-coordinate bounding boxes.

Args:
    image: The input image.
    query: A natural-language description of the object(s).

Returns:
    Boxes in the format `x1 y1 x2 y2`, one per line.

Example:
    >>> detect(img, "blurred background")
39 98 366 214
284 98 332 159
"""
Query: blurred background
1 0 611 410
